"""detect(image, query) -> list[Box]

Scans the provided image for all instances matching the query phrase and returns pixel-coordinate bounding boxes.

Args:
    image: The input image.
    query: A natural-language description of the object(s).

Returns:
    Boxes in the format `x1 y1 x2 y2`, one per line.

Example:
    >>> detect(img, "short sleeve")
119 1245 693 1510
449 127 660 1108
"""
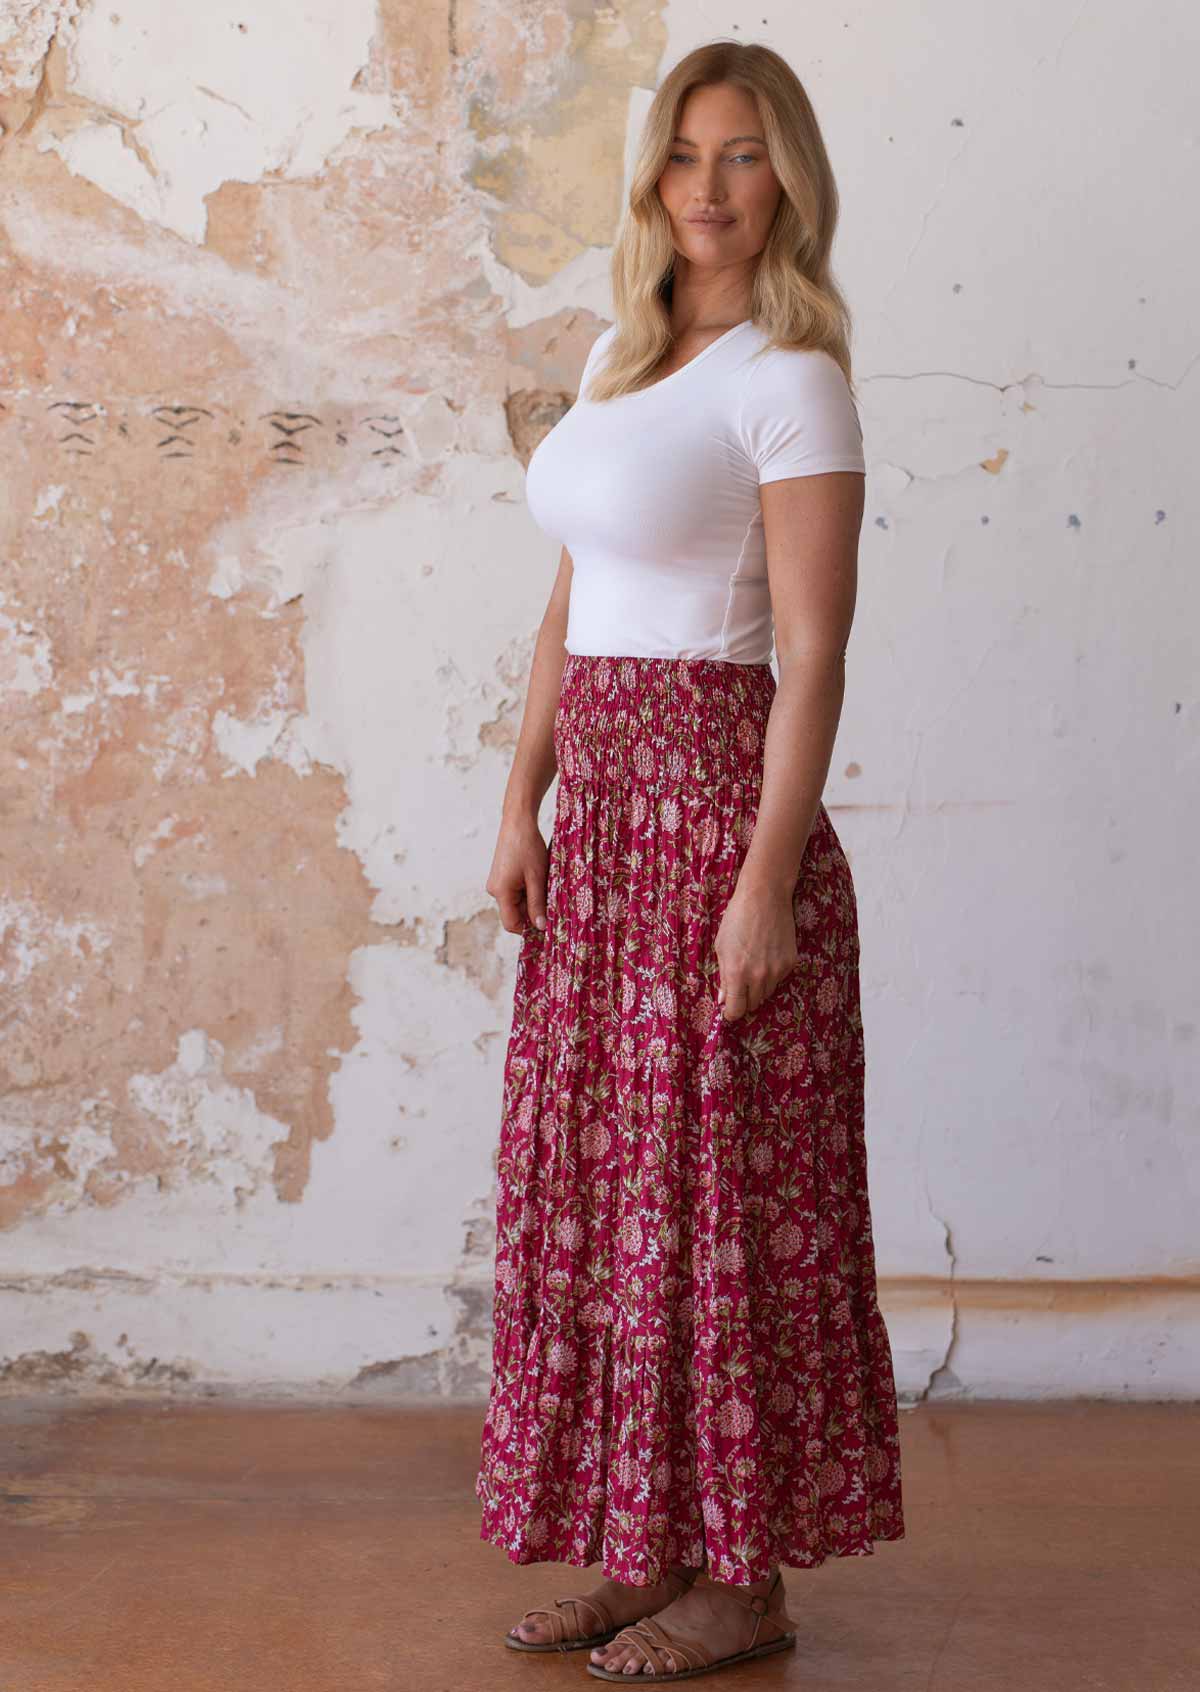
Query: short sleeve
737 346 865 483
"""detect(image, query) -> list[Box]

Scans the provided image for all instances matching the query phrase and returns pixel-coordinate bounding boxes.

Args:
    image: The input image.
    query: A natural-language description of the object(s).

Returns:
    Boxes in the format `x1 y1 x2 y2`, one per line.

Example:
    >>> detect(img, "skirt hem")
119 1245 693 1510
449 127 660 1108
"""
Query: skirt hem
477 1517 907 1588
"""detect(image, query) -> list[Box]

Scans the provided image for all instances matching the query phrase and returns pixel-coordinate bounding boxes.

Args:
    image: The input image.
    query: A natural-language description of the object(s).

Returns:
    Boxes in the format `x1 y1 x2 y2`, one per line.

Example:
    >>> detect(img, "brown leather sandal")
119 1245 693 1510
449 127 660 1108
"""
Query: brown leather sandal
584 1568 797 1681
505 1563 700 1653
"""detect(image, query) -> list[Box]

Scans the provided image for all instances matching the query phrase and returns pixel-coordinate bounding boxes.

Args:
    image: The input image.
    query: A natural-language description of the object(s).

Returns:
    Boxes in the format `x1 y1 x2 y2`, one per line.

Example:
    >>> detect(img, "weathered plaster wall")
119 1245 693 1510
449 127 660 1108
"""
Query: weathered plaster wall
1 1 1196 1401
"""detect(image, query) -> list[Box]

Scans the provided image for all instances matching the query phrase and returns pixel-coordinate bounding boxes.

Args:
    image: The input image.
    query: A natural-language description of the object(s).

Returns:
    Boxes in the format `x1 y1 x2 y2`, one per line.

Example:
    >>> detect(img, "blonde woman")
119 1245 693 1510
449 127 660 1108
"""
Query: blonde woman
477 38 905 1683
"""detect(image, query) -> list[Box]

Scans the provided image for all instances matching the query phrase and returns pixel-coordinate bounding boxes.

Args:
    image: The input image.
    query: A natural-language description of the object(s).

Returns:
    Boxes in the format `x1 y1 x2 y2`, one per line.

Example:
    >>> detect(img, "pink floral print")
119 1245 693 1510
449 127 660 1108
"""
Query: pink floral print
475 654 904 1587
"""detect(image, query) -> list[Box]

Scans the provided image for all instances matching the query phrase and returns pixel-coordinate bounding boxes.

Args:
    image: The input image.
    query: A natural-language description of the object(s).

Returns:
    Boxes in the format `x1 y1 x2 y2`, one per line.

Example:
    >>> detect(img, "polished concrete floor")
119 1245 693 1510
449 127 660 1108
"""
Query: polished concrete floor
0 1397 1196 1691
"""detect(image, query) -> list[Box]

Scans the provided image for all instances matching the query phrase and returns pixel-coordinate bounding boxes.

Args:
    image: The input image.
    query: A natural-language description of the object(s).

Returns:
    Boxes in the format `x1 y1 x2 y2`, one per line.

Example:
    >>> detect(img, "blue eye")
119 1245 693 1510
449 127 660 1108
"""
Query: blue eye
667 152 759 165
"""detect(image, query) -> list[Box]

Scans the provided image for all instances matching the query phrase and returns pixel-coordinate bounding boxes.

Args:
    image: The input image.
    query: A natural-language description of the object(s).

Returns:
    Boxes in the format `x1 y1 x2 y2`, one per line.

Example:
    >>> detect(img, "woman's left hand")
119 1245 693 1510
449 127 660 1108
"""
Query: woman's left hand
713 879 799 1021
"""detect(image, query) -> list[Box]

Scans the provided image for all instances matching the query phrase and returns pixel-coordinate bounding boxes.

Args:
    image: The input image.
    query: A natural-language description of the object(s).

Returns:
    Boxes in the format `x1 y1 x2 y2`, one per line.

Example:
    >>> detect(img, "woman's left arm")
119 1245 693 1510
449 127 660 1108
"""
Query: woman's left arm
714 468 865 1021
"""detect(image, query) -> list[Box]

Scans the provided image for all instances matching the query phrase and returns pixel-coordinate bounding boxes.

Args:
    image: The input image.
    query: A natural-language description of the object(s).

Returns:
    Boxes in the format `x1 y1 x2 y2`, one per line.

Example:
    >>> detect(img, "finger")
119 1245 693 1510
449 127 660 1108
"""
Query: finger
524 873 547 931
753 976 783 1013
495 892 527 934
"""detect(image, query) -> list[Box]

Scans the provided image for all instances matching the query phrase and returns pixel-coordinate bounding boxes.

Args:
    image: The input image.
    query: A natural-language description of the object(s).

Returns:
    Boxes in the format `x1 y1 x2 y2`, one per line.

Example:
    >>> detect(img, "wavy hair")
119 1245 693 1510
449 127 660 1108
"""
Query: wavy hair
586 39 856 404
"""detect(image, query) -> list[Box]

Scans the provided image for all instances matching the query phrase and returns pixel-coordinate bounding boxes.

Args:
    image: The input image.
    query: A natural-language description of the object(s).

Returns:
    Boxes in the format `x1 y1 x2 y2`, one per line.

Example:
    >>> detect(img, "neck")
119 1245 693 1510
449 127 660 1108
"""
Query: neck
666 257 755 337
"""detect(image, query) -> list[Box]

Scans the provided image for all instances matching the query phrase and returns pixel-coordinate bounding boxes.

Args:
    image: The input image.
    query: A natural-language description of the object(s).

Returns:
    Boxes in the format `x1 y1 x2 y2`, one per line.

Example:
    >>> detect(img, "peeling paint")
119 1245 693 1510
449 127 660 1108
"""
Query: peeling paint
0 1330 193 1389
0 0 672 1381
5 0 401 244
350 1189 497 1399
0 0 1191 1407
466 1 668 285
436 909 507 1001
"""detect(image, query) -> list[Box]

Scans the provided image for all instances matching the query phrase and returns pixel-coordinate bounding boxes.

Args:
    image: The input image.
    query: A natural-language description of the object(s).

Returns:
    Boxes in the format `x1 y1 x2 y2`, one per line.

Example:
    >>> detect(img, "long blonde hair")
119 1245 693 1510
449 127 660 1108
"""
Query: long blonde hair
587 39 856 404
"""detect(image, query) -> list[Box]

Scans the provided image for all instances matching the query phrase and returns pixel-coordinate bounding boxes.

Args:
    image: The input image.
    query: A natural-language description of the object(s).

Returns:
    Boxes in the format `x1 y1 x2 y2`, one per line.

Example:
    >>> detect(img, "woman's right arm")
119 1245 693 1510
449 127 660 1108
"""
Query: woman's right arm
485 545 573 934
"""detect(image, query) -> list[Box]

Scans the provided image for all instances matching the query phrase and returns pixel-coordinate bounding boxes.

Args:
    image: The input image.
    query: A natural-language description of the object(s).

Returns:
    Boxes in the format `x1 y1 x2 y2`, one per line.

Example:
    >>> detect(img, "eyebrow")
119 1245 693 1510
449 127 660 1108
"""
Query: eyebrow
671 134 765 147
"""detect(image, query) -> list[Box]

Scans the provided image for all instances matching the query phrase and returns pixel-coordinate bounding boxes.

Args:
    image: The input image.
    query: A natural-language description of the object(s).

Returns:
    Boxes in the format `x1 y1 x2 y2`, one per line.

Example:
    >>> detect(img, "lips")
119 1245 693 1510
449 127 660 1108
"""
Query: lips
686 215 735 226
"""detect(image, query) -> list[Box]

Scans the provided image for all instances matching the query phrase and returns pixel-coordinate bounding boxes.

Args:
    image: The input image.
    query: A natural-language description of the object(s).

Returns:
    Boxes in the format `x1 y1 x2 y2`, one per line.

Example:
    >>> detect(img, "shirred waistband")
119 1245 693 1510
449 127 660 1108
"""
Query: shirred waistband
553 653 775 792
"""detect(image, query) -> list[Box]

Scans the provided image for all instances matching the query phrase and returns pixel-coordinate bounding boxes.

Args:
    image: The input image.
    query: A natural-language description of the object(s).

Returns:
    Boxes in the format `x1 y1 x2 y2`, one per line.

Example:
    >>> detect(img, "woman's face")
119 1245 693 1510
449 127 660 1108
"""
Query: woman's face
656 82 782 274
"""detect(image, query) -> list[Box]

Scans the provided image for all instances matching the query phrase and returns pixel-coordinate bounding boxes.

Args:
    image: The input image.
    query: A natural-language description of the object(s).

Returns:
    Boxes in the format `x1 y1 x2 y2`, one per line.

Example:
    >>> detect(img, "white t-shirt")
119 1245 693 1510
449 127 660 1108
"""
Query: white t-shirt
523 318 865 665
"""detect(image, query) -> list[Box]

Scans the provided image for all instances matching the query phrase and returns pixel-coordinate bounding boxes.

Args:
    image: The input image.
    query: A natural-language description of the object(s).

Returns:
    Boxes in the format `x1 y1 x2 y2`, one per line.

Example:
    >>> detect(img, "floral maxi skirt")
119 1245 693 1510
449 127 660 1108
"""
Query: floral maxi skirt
475 653 905 1587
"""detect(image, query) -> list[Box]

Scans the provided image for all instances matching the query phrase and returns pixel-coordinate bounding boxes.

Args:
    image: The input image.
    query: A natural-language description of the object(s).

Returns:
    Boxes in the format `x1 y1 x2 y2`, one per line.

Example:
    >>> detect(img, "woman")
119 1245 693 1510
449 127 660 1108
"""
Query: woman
476 38 905 1683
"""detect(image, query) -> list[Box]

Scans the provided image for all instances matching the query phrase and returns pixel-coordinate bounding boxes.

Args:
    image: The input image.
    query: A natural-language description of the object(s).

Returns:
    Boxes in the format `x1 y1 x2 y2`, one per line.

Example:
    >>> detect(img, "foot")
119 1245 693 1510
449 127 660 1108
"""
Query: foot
509 1565 698 1648
589 1567 789 1675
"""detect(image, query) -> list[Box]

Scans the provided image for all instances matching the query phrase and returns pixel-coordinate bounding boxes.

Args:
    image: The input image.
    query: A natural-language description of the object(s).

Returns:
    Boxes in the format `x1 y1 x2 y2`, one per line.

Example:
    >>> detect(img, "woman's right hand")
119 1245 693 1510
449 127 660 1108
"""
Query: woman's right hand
486 811 550 935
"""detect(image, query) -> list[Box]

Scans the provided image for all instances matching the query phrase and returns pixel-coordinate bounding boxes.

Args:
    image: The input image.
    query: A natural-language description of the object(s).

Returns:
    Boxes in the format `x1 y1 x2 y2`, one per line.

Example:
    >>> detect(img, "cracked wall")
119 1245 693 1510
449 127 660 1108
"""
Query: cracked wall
0 0 667 1394
2 1 1197 1400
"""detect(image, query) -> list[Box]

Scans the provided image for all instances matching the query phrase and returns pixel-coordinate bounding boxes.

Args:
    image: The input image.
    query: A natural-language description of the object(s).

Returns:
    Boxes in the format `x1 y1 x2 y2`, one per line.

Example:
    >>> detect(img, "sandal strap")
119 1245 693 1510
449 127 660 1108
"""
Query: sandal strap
516 1604 568 1645
519 1591 614 1644
721 1571 796 1645
558 1592 616 1636
611 1616 715 1674
603 1574 796 1673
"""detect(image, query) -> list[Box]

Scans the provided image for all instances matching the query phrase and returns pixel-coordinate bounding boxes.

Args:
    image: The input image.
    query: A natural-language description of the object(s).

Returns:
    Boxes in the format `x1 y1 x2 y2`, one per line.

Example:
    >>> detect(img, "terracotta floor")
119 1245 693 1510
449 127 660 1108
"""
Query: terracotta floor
0 1397 1196 1691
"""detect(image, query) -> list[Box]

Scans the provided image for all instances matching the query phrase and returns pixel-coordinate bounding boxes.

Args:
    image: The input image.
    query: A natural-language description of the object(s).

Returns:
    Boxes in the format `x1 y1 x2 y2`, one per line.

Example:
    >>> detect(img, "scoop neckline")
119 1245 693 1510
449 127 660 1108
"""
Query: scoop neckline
640 317 755 392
